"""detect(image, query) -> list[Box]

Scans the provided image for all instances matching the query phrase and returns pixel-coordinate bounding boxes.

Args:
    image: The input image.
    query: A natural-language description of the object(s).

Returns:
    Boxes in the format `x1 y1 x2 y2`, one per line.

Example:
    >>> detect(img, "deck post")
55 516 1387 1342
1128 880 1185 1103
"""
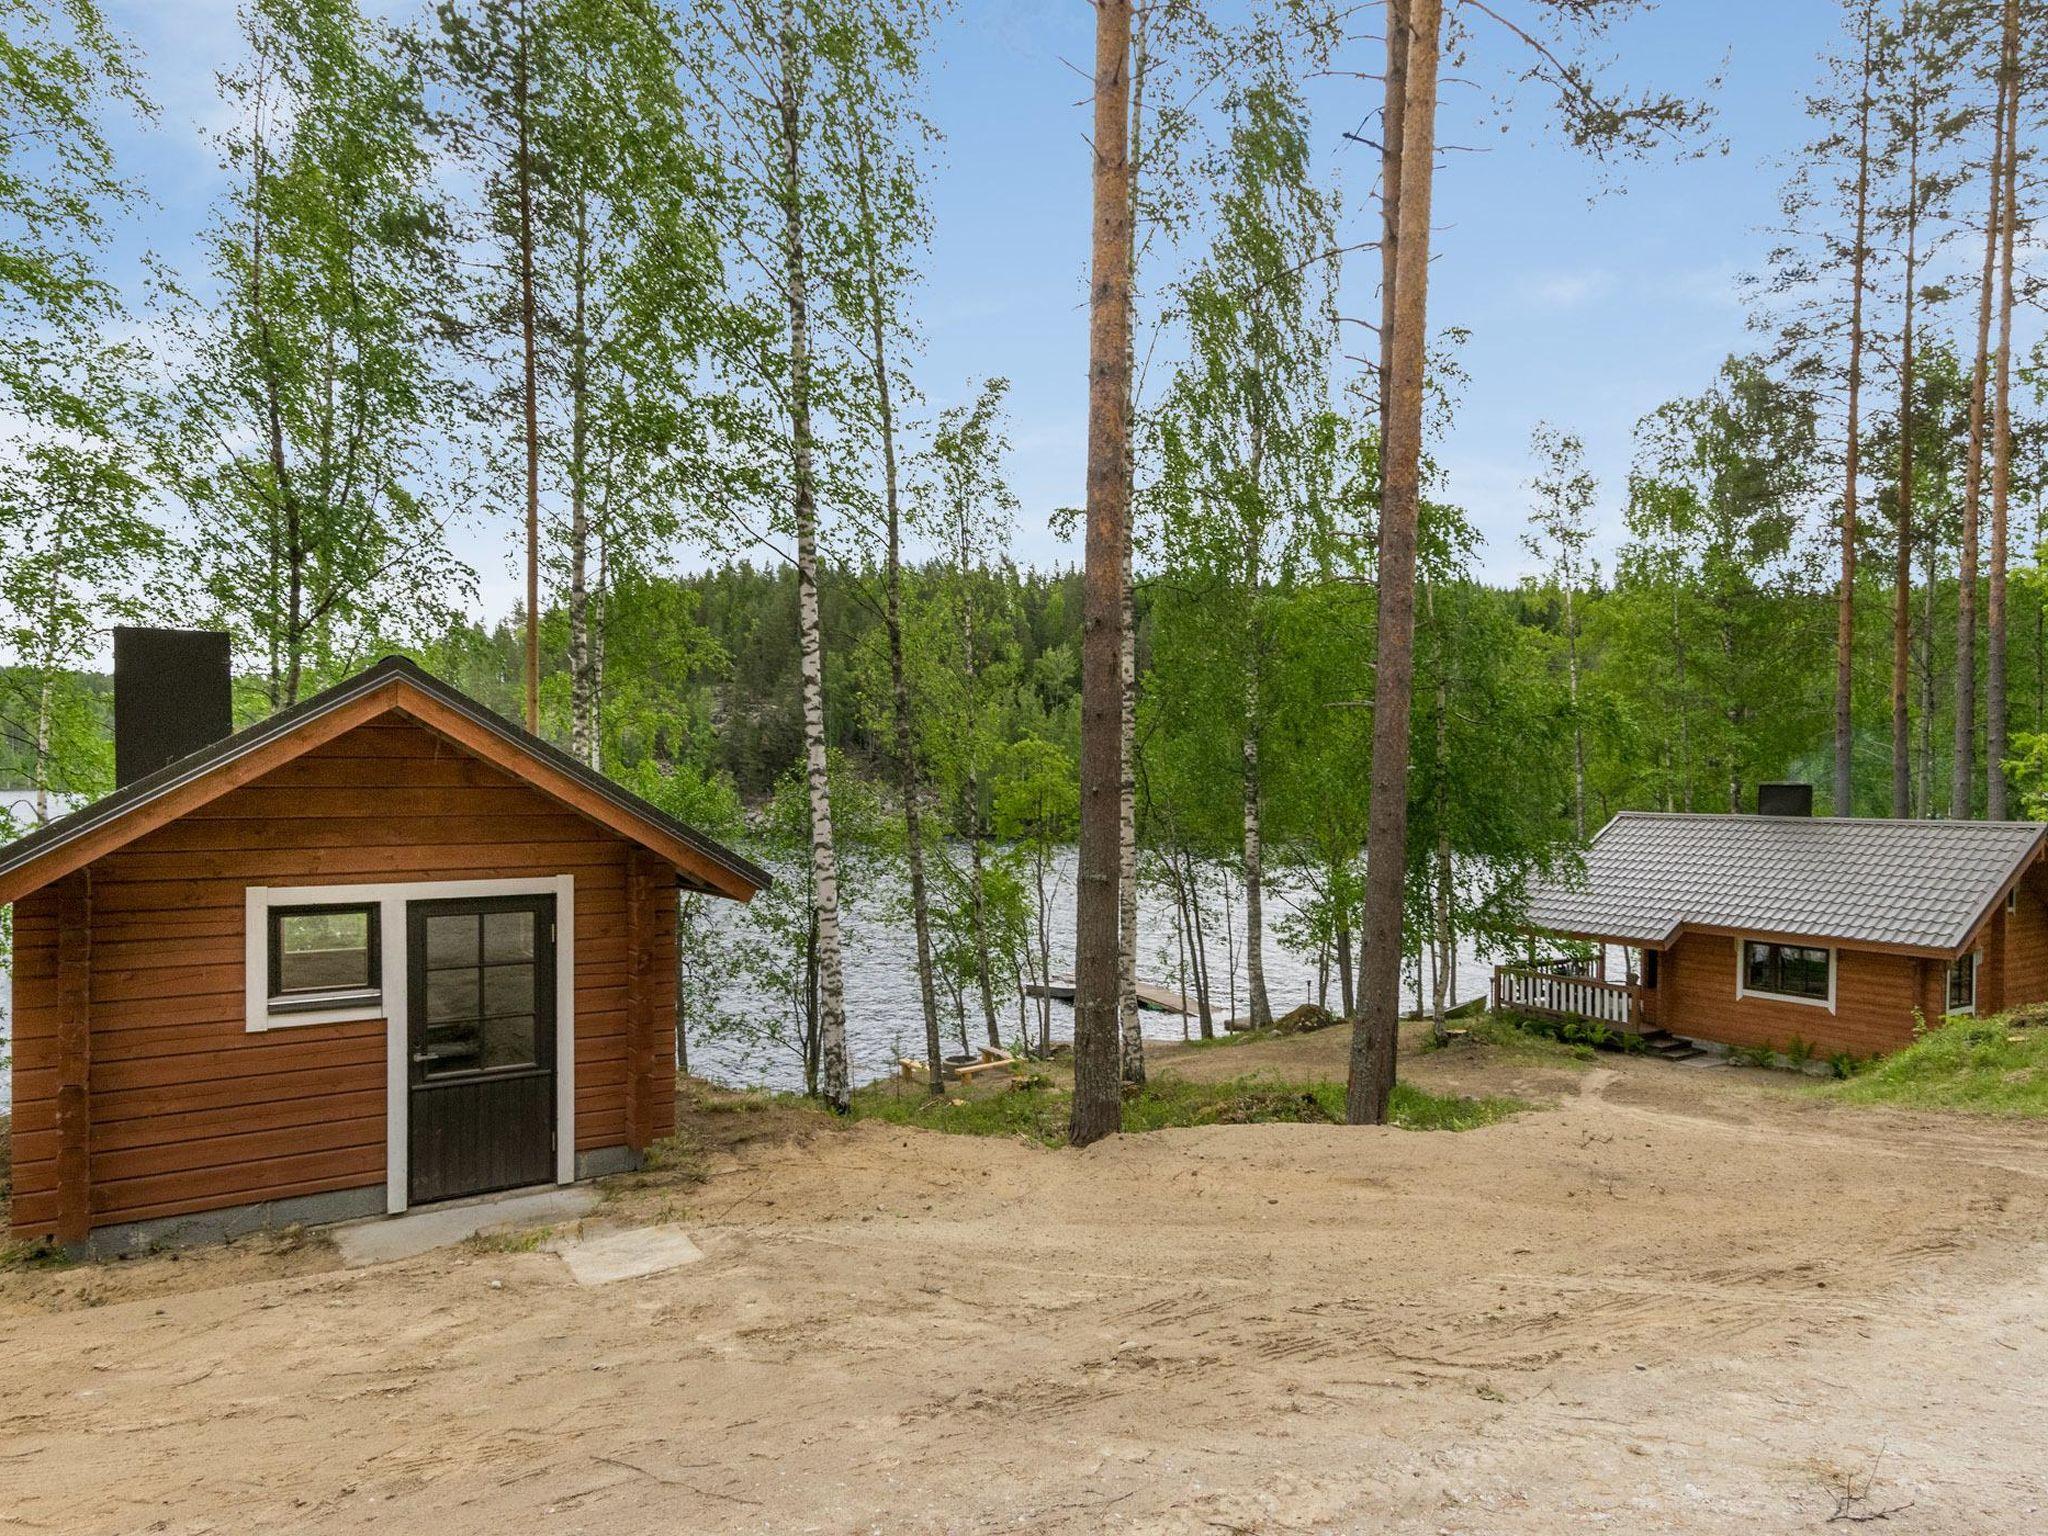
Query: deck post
55 868 92 1247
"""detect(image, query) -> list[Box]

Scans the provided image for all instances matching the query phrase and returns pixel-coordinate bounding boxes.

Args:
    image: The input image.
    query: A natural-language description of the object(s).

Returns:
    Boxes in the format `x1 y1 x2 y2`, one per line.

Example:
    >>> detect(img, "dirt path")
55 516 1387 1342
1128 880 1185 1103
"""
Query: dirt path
3 1035 2045 1533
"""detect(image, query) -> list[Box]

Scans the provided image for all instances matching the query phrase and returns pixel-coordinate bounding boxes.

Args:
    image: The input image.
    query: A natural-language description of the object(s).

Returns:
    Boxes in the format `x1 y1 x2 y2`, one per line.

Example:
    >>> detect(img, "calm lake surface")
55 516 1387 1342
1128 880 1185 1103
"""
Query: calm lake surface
0 800 1498 1102
688 846 1499 1093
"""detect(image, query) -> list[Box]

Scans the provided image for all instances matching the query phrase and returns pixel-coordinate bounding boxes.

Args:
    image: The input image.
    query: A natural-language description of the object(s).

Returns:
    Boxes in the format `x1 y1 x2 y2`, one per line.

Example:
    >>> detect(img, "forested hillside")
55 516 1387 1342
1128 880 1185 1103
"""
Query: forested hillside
0 0 2042 1101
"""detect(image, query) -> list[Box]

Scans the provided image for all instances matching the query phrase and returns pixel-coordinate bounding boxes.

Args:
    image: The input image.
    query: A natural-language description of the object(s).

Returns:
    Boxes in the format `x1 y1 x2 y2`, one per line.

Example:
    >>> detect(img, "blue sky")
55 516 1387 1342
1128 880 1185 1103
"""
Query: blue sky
102 0 1846 613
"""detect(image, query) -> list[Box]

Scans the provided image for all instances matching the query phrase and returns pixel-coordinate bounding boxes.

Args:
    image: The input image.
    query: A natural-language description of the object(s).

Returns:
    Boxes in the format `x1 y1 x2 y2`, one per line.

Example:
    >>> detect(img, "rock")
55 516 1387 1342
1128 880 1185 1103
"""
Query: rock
1272 1003 1337 1035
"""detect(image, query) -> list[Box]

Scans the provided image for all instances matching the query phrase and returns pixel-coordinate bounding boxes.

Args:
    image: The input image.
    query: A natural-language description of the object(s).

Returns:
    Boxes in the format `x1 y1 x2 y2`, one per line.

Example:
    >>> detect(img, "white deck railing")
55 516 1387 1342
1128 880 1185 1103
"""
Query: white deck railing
1491 965 1643 1030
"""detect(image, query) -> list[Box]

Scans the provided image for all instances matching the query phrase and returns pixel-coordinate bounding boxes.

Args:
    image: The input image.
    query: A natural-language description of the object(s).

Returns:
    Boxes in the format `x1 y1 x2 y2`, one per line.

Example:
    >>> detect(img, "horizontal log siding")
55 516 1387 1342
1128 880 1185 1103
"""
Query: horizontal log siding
8 712 680 1241
1666 932 1924 1058
1996 868 2048 1009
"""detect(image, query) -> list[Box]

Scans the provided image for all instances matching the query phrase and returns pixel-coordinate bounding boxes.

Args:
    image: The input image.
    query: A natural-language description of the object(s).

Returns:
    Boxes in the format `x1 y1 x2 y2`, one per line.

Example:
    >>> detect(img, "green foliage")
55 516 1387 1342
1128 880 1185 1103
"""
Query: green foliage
161 0 466 705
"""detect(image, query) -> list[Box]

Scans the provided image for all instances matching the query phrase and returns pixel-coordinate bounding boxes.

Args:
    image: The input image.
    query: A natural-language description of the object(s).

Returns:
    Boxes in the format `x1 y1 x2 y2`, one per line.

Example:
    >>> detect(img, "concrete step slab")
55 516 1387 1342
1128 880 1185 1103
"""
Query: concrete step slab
330 1186 599 1267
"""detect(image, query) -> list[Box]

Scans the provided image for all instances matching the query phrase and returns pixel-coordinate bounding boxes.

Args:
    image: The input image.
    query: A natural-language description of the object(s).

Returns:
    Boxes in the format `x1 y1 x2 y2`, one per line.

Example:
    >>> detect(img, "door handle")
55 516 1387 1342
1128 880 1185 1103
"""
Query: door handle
411 1051 435 1064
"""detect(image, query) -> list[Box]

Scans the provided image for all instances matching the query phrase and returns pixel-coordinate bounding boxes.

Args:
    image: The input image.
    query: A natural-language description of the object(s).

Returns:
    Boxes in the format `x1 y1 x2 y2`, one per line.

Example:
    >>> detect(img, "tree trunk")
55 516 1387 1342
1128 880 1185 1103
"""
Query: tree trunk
1429 580 1452 1044
1957 59 2006 819
569 187 596 767
1070 0 1133 1147
516 0 541 735
855 128 943 1094
675 894 693 1075
967 829 1000 1048
1986 0 2021 818
1891 103 1919 822
1919 532 1937 816
1187 853 1215 1039
1336 905 1354 1017
1117 2 1147 1088
1242 662 1272 1030
1119 530 1145 1081
1565 581 1585 839
778 10 850 1111
955 535 1001 1048
1347 0 1437 1126
1034 846 1052 1057
1837 21 1874 818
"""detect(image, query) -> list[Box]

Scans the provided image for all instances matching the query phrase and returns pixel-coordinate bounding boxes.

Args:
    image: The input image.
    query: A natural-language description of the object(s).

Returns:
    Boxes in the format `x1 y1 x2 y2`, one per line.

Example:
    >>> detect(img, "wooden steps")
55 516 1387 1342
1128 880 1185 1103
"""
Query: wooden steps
1635 1027 1710 1064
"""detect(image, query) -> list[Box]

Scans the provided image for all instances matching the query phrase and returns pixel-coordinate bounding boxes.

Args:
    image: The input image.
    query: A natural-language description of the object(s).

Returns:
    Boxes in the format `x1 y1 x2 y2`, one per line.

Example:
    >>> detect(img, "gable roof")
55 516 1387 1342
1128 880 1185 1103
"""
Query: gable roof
1524 811 2045 957
0 655 770 905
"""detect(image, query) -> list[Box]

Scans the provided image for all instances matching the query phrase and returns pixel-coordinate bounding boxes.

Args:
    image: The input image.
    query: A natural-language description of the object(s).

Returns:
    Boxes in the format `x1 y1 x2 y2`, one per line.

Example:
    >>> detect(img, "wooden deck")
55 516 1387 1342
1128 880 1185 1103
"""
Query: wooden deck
1023 974 1197 1017
1491 964 1650 1032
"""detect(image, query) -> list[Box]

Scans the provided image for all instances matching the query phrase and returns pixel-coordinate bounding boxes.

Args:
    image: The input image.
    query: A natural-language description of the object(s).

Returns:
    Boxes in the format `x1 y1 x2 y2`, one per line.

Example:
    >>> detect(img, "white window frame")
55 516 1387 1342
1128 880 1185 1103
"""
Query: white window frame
1733 937 1837 1014
1946 950 1981 1016
246 875 576 1213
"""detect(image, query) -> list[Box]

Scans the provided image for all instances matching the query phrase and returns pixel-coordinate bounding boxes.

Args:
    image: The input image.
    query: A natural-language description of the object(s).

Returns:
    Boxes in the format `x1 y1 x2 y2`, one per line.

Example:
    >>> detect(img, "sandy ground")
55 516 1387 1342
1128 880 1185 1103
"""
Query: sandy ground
4 1029 2047 1534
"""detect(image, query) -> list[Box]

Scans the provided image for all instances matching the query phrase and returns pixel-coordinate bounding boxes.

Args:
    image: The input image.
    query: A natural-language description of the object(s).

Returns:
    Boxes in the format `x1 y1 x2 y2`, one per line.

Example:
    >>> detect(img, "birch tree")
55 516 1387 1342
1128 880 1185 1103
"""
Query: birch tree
829 0 944 1089
680 0 925 1110
1523 423 1598 840
170 0 463 706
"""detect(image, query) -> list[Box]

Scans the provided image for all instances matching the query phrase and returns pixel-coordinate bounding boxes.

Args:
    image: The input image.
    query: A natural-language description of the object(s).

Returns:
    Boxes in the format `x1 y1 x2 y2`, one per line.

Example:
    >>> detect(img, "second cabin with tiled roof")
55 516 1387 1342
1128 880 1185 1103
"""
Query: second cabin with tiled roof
1499 783 2048 1060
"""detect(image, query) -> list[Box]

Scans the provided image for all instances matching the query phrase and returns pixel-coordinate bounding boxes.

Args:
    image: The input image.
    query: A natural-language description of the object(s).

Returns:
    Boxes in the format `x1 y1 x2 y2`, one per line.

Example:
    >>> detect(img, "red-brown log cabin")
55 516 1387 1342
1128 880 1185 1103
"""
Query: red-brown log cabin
1 630 767 1254
1501 787 2048 1061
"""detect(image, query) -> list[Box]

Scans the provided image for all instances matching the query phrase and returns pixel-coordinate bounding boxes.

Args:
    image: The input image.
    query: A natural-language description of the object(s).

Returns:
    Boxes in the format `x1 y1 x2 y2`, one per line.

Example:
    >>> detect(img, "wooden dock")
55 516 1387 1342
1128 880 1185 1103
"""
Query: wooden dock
1024 973 1197 1017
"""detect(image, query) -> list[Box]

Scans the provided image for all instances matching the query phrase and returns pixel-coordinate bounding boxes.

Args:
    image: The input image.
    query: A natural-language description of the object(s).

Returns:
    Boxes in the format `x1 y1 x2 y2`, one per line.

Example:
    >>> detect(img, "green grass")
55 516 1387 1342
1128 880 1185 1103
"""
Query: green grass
1432 1011 1605 1063
850 1072 1525 1145
1832 1012 2048 1116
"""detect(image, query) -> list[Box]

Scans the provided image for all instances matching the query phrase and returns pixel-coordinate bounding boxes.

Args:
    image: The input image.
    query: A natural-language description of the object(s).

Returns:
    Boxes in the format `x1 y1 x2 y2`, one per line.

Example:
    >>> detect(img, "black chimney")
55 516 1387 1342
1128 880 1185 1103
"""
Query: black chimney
114 627 233 788
1756 781 1814 817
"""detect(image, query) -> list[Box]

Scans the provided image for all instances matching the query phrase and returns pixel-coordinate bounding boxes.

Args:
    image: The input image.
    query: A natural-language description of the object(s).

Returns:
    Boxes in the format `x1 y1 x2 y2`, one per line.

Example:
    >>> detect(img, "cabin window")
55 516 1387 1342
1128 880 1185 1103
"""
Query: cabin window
268 903 382 1012
1741 941 1830 1003
1947 953 1978 1014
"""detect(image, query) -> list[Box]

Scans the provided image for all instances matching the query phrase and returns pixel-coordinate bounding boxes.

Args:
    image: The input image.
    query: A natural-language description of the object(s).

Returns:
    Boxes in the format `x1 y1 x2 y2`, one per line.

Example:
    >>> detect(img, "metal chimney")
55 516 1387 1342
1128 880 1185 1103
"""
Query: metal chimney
113 627 233 787
1756 782 1815 817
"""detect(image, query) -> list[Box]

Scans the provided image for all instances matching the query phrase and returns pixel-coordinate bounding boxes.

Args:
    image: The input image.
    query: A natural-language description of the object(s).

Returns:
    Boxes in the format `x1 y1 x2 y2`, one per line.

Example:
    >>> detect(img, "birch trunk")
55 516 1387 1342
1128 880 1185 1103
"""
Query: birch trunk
1429 580 1452 1043
569 188 596 767
1242 661 1272 1028
1119 526 1145 1080
1985 0 2021 818
778 10 850 1110
1187 853 1214 1039
1070 0 1133 1146
1347 0 1436 1125
1565 581 1585 839
853 129 943 1092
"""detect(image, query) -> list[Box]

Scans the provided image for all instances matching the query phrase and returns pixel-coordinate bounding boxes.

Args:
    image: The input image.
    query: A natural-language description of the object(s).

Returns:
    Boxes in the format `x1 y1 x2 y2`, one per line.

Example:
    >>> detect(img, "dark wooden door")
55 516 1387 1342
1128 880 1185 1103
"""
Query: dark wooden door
407 895 557 1205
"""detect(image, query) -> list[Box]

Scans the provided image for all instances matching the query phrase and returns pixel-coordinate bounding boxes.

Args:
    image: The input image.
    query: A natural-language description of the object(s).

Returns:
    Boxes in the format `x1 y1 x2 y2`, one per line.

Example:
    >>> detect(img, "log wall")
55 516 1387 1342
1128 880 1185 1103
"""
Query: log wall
8 711 678 1241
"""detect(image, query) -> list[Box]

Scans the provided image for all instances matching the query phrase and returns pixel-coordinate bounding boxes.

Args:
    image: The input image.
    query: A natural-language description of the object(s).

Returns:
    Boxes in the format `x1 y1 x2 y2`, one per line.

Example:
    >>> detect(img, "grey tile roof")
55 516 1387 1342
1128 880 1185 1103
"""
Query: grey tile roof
0 656 771 901
1524 812 2045 954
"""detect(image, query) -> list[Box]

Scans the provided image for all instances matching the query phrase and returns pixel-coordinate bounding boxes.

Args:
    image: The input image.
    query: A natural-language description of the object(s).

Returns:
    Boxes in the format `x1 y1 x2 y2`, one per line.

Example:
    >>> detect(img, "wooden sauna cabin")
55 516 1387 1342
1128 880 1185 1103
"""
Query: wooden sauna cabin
0 630 767 1253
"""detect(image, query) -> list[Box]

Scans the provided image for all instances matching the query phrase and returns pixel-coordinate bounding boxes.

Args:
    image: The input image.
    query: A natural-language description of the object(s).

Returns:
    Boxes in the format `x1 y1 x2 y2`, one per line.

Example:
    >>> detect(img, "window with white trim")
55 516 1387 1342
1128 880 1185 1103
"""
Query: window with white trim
1741 940 1831 1002
268 903 382 1014
1946 952 1979 1014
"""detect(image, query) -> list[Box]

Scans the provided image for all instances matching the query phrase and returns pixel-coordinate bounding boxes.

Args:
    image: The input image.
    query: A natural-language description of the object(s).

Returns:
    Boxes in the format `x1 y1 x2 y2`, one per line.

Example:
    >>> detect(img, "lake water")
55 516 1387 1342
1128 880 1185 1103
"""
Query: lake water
0 799 1498 1102
687 846 1498 1092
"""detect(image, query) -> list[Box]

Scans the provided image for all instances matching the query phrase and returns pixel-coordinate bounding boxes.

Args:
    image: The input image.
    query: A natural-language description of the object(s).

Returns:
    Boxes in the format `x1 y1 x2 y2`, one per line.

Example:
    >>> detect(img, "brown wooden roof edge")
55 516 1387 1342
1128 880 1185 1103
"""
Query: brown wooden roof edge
0 654 773 905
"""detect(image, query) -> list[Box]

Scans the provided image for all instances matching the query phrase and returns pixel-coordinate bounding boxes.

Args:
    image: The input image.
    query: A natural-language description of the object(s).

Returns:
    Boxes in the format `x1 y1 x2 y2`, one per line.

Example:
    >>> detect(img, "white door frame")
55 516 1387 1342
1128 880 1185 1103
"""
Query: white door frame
244 874 576 1213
